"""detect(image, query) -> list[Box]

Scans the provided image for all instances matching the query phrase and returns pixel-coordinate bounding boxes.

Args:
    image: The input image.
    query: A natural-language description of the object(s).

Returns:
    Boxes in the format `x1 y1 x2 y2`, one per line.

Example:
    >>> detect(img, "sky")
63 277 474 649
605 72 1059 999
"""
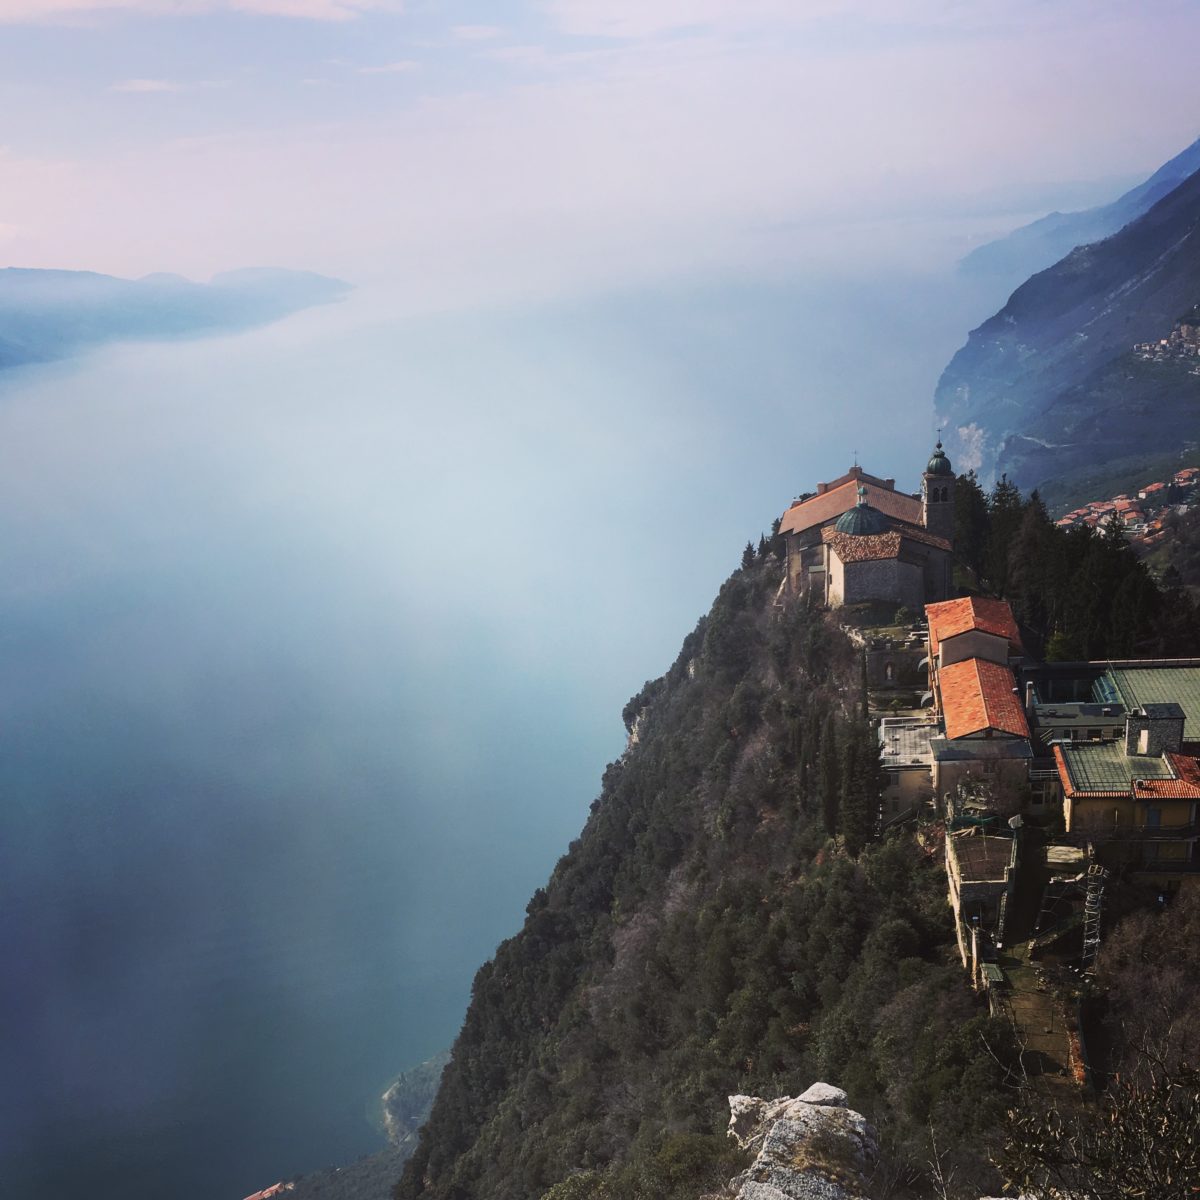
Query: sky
1 0 1199 304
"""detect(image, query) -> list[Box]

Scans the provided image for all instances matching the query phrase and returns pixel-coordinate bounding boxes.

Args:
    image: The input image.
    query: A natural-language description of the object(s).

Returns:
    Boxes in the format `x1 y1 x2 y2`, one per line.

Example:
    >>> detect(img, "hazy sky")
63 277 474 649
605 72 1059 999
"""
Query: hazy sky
1 0 1198 301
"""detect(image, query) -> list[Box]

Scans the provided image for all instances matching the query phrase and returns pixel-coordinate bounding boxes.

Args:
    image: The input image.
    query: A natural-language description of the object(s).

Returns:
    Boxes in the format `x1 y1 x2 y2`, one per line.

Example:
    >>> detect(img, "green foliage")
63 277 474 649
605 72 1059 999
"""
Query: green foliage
538 1132 747 1200
952 472 1200 658
953 470 991 587
394 571 1011 1200
1165 506 1200 589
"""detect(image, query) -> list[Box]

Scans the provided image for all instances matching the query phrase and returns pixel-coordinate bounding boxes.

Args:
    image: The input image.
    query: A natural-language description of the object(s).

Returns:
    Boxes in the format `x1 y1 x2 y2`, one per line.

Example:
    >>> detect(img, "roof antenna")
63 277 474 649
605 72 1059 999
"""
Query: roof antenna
853 447 859 468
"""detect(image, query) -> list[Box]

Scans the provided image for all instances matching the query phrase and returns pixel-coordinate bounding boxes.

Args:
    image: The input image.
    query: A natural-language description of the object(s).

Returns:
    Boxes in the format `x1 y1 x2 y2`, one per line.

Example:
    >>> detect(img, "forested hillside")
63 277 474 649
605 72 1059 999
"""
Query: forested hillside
394 559 1014 1200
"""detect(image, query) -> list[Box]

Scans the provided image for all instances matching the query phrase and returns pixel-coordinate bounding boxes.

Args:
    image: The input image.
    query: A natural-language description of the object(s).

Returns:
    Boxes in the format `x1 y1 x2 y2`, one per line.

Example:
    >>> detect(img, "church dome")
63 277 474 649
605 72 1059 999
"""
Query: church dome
926 440 953 476
835 489 890 535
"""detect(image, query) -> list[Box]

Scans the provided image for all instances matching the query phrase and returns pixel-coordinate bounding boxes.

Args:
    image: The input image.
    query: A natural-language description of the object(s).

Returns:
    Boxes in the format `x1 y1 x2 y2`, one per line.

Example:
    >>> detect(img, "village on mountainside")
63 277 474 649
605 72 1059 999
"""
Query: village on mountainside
1053 463 1198 547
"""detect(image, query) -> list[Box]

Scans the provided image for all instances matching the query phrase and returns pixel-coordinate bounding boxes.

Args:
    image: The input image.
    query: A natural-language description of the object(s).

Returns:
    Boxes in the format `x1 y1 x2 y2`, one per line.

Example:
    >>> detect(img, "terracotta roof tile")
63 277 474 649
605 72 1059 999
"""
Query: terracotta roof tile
938 657 1030 740
924 596 1022 655
821 524 951 563
824 530 903 562
779 477 922 537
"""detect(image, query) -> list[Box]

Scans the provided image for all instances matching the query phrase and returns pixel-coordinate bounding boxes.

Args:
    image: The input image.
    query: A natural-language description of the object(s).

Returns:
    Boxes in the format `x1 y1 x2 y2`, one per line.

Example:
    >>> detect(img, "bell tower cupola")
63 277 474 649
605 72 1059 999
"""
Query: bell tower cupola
921 439 955 547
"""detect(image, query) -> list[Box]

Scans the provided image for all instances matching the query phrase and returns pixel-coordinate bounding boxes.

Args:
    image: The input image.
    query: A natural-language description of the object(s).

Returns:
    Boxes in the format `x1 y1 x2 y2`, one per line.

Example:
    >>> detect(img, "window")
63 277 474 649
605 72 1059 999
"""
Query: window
1145 807 1162 829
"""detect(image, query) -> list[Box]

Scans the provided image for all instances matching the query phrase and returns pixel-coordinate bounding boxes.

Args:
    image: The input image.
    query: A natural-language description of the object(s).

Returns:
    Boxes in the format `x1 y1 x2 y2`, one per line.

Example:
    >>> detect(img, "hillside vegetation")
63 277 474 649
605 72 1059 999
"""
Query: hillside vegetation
395 559 1015 1200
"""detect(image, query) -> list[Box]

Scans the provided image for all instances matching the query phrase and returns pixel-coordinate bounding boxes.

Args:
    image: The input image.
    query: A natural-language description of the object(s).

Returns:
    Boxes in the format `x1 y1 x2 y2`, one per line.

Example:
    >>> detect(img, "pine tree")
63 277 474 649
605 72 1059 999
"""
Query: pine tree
1007 492 1056 645
769 517 785 561
954 469 991 586
985 475 1024 595
741 541 755 570
839 721 879 857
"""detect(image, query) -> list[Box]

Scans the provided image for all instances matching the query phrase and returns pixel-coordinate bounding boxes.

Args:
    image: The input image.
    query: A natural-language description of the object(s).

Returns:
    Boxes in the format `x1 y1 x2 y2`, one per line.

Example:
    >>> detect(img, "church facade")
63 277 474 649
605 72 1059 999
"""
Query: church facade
778 443 955 609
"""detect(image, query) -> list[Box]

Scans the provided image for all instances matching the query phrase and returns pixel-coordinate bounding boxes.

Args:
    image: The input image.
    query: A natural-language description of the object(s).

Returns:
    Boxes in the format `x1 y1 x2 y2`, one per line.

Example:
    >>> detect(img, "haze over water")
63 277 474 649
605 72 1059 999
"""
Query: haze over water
0 267 985 1199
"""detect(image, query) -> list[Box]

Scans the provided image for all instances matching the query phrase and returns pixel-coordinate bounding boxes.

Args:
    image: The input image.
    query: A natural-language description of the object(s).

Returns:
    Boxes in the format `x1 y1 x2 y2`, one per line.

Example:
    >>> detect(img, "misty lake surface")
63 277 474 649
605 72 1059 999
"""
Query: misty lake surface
0 273 983 1199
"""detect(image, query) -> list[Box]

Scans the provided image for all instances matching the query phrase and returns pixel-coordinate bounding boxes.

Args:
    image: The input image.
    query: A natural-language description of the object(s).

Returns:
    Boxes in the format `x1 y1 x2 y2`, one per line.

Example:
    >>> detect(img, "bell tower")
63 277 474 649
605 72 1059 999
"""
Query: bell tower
921 439 955 547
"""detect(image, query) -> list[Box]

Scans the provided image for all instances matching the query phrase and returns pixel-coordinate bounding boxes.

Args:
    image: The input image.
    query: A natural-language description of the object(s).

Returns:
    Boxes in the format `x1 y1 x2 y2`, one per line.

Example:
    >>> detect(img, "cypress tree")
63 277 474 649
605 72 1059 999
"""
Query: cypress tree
818 715 839 837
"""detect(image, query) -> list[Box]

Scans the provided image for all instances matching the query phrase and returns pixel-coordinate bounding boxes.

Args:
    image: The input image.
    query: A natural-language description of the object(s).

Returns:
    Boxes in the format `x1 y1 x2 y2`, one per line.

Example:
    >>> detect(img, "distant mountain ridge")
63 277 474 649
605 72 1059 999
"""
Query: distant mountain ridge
960 135 1200 291
0 266 349 372
936 146 1200 508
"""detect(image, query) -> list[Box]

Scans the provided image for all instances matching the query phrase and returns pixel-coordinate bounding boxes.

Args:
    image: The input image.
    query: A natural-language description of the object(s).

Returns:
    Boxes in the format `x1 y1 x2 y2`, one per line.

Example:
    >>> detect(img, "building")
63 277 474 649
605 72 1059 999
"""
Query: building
945 828 1018 977
1025 661 1200 754
878 716 937 822
1054 704 1200 877
778 443 954 609
924 596 1032 810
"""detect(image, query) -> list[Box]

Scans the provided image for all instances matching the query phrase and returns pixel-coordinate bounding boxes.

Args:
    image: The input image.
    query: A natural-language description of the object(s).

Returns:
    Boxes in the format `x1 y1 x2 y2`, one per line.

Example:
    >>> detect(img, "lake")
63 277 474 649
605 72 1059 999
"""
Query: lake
0 269 986 1198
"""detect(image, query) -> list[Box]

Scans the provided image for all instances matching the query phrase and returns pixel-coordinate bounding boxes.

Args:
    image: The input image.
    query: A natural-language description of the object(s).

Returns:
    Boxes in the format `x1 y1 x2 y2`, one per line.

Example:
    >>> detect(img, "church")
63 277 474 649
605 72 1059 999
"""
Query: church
778 442 955 609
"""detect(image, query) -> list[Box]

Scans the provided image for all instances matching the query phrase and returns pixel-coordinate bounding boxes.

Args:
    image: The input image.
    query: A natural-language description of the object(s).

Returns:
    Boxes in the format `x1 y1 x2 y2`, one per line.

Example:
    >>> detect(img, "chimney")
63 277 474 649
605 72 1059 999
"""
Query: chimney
884 478 895 490
1124 704 1185 757
1025 681 1036 716
816 482 828 495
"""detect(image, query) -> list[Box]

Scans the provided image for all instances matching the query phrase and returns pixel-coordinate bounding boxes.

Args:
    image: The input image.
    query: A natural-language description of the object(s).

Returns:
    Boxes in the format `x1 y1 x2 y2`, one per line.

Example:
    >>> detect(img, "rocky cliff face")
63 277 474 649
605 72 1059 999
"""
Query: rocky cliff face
723 1085 878 1200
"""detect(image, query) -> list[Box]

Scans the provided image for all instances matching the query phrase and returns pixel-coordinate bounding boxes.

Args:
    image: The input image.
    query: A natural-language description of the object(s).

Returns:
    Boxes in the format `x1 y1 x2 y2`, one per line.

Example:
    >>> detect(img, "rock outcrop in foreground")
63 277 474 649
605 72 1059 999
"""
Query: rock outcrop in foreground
724 1084 878 1200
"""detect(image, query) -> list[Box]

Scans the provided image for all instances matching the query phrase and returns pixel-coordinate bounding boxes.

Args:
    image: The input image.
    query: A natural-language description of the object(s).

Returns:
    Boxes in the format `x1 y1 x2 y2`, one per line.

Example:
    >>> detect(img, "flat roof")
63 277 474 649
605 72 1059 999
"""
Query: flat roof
879 720 937 766
1107 666 1200 739
931 737 1034 762
948 832 1013 882
1032 701 1125 721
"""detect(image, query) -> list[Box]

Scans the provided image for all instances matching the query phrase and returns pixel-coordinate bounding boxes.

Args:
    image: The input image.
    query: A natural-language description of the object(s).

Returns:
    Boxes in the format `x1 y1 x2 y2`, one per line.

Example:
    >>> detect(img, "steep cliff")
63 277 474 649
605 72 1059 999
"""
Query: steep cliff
936 163 1200 501
393 560 1014 1200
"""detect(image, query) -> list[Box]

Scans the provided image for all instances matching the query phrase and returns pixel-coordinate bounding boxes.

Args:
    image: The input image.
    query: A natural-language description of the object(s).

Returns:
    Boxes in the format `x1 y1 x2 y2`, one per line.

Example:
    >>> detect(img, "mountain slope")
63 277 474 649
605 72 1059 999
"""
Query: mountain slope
936 164 1200 496
393 563 1013 1200
960 135 1200 290
0 266 348 371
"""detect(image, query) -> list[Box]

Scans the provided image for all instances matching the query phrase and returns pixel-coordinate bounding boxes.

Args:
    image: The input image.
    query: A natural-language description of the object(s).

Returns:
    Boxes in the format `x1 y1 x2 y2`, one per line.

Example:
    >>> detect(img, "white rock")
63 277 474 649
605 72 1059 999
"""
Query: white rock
794 1082 848 1108
726 1087 877 1200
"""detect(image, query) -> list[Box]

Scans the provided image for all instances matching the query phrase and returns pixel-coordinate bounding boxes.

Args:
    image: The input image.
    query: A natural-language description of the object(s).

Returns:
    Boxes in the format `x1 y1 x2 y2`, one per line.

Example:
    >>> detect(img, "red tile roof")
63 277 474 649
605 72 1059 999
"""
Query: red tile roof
821 524 950 562
938 657 1030 740
824 529 903 563
925 596 1022 655
779 476 922 537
